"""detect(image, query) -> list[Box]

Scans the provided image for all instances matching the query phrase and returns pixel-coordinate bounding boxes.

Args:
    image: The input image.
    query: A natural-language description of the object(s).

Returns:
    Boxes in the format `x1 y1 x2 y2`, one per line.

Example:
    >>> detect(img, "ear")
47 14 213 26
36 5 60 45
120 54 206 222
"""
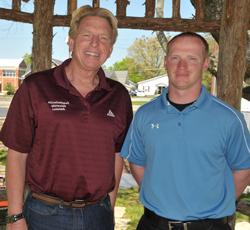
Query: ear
203 57 210 71
164 55 168 70
68 37 74 53
107 46 113 58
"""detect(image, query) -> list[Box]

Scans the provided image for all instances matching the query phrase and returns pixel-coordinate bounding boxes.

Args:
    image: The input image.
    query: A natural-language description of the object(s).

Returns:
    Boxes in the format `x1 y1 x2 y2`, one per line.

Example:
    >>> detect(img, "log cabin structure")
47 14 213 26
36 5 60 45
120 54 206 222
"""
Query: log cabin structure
0 0 250 221
0 0 250 110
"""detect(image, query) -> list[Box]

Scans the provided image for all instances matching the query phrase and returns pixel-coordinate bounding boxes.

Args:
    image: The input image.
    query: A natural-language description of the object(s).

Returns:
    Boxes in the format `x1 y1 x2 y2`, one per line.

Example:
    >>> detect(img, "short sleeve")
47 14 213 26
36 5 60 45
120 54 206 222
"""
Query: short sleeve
114 89 133 152
226 112 250 170
0 81 35 153
120 110 146 166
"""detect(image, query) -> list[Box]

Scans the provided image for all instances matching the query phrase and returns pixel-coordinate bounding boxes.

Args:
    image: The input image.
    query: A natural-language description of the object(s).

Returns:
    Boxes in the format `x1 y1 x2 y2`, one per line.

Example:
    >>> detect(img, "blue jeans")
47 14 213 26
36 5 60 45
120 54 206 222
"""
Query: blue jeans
23 194 114 230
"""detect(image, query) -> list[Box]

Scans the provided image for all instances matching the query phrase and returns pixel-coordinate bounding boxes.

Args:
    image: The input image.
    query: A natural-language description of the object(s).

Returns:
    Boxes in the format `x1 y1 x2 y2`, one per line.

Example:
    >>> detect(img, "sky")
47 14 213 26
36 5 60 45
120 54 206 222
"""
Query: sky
0 0 195 67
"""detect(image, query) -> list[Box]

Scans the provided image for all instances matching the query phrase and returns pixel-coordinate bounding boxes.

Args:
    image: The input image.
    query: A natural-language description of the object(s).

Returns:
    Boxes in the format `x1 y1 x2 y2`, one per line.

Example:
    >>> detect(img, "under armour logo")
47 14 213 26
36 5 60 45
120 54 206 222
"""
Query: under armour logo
107 109 115 117
151 123 159 129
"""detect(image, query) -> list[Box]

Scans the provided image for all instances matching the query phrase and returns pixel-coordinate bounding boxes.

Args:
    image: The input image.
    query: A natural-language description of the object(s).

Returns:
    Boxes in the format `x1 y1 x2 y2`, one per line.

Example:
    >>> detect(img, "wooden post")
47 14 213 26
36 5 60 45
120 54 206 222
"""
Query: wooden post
67 0 77 15
32 0 55 73
217 0 250 110
192 0 204 20
92 0 100 8
116 0 129 17
145 0 155 18
12 0 21 11
172 0 180 19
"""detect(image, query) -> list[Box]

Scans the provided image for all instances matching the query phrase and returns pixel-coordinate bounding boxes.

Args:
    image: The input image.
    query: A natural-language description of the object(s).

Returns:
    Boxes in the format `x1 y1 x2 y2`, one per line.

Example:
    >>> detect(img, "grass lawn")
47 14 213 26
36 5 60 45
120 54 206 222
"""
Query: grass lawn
0 150 6 165
132 101 148 106
116 187 143 230
117 187 250 230
236 193 250 223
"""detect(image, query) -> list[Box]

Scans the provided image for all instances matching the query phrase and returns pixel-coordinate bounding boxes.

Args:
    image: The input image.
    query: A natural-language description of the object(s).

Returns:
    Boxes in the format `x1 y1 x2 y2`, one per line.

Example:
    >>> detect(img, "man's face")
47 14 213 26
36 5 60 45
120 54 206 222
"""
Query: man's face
165 36 209 91
68 16 113 71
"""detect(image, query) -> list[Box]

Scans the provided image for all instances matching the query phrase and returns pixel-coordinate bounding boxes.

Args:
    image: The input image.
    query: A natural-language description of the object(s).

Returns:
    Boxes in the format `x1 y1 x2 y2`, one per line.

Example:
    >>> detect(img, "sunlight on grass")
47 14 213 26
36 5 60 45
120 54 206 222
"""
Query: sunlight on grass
132 101 147 106
0 149 7 165
117 187 143 230
236 194 250 223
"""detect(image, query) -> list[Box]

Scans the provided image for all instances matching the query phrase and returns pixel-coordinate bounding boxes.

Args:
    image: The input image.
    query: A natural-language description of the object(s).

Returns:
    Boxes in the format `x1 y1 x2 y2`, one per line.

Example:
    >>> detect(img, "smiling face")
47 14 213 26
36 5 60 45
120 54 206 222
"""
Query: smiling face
165 36 209 93
68 16 113 72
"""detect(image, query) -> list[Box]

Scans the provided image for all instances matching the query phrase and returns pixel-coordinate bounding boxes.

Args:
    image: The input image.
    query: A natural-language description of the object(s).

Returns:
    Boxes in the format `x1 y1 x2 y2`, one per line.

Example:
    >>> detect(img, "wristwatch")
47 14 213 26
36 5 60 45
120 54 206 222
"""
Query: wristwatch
6 212 24 224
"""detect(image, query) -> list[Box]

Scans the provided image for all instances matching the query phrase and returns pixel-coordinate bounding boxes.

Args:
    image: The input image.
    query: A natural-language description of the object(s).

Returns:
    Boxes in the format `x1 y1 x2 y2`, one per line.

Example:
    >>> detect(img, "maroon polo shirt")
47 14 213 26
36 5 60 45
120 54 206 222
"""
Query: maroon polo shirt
0 59 133 201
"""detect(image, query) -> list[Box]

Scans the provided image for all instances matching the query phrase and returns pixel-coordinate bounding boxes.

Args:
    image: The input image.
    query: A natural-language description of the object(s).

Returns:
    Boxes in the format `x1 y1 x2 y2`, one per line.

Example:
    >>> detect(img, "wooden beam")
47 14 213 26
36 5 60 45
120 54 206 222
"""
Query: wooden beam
92 0 100 8
53 16 220 32
172 0 180 19
145 0 155 18
67 0 77 15
51 15 221 32
116 17 220 32
116 0 129 17
0 8 222 32
217 0 250 109
12 0 21 11
2 7 250 32
0 8 33 23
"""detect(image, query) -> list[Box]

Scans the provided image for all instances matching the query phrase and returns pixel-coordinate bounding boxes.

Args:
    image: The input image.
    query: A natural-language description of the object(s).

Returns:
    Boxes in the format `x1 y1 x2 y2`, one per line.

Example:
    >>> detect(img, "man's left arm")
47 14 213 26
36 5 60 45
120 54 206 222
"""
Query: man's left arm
109 153 124 209
233 169 250 199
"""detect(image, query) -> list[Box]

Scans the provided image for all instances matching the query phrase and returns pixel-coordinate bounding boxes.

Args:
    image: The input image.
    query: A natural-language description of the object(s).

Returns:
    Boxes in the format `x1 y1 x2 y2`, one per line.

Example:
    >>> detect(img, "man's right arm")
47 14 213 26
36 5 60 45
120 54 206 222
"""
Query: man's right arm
6 148 28 230
129 163 145 186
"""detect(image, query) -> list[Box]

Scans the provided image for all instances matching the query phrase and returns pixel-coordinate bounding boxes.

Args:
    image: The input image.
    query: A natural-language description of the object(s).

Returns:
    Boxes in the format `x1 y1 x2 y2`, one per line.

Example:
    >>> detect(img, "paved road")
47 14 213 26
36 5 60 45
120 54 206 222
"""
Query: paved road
0 95 12 118
0 108 8 118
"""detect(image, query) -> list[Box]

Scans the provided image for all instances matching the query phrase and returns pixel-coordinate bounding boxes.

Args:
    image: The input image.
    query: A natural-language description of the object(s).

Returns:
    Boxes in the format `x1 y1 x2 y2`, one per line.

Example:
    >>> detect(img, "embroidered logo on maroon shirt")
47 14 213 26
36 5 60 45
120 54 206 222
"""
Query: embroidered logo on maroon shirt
48 101 69 111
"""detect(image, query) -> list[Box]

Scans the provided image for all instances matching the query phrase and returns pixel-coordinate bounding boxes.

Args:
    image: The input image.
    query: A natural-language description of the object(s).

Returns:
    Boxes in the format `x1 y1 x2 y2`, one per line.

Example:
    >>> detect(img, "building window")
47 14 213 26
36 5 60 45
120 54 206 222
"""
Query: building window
3 70 16 77
143 86 150 92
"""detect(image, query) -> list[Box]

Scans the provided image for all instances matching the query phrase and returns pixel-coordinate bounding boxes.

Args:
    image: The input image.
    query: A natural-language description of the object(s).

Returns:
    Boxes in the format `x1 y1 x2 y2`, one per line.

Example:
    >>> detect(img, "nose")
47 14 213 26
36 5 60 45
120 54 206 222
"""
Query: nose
177 59 187 68
90 35 99 47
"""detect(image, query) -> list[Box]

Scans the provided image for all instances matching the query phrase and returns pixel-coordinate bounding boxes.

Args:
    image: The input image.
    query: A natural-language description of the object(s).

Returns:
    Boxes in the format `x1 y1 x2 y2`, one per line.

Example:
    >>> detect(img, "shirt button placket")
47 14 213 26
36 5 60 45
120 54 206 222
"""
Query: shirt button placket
81 100 90 121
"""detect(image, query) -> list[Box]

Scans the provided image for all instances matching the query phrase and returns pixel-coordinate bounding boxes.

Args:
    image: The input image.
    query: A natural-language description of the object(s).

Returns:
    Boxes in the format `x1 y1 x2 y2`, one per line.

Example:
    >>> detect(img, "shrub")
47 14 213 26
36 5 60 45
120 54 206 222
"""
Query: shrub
4 83 15 95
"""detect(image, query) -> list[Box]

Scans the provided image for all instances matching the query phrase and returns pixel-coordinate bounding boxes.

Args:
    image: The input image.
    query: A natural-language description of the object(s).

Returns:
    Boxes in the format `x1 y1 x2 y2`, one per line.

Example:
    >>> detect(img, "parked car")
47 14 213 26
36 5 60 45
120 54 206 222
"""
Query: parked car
136 90 146 97
129 89 146 97
129 90 137 96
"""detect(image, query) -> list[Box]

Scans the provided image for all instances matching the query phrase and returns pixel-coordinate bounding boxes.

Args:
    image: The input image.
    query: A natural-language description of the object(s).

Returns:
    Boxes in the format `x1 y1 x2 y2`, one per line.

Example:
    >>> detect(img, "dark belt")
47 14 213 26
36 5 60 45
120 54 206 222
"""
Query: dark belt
32 192 106 208
144 208 229 230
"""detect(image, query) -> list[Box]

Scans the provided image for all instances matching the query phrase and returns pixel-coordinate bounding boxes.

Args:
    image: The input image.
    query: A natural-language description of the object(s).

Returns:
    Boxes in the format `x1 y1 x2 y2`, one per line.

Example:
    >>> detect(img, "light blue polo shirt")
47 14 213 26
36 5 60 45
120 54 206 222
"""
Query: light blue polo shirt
120 85 250 221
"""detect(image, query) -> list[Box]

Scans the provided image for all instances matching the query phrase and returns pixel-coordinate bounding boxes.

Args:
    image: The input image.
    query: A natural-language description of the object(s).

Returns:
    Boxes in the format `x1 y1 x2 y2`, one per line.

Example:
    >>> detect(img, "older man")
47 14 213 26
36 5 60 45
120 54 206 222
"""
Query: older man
1 5 132 230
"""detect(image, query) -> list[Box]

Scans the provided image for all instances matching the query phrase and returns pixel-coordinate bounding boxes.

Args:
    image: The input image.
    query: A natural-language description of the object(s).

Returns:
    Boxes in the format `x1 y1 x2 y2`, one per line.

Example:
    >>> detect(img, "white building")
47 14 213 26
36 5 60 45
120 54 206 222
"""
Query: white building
0 58 27 93
137 74 168 96
241 98 250 130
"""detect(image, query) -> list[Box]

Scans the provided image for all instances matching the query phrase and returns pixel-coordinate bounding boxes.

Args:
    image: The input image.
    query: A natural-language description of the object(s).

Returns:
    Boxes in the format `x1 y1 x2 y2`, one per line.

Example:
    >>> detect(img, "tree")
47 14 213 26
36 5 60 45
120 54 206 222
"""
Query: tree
23 53 32 66
109 57 145 83
191 0 250 106
128 36 166 80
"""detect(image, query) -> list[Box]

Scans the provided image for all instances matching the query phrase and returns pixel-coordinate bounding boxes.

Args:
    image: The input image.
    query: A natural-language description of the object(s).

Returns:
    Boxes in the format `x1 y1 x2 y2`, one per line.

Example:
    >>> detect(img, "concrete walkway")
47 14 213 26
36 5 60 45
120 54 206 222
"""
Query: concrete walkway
115 206 129 230
236 222 250 230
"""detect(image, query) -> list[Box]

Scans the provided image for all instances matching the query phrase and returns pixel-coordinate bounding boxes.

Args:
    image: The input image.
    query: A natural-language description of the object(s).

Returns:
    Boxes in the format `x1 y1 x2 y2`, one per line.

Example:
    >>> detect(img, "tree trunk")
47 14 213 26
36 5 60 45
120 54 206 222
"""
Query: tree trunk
217 0 250 110
32 0 55 73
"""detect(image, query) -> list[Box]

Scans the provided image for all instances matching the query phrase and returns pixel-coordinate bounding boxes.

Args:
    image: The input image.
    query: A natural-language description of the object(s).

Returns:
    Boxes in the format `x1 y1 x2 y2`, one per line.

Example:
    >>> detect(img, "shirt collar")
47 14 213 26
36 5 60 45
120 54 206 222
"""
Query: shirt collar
53 58 112 92
160 85 209 111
